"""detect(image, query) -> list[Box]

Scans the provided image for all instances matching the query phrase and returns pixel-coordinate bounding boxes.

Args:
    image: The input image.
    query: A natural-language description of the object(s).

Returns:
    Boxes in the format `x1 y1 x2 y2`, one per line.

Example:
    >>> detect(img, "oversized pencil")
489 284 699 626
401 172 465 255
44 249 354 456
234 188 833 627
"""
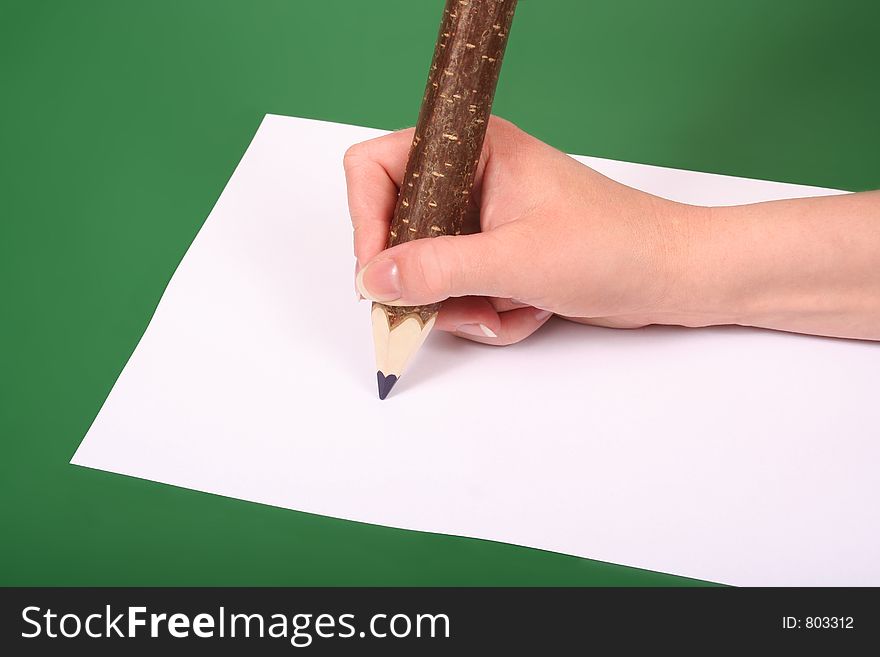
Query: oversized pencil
369 0 519 399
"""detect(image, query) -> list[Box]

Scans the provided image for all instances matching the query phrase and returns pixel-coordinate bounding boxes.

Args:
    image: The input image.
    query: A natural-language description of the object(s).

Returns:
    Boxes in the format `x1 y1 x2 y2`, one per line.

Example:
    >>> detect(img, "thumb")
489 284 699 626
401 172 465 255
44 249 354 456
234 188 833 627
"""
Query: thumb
355 232 515 306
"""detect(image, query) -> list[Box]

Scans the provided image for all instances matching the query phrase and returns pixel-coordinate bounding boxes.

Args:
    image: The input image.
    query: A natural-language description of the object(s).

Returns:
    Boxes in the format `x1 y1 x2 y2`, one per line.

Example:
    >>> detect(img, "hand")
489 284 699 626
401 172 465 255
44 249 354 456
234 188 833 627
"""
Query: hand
345 117 880 343
344 117 699 345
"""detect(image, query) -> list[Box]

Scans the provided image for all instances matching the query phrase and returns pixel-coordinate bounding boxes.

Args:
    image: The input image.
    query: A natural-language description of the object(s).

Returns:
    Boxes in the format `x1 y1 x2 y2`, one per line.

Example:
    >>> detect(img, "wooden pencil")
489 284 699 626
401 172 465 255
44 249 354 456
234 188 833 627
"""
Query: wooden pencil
371 0 519 399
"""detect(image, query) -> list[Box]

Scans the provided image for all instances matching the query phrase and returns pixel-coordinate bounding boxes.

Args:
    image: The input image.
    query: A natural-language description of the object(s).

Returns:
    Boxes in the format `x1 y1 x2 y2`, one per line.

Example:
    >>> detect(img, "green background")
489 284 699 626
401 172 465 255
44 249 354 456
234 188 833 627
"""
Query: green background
2 0 878 586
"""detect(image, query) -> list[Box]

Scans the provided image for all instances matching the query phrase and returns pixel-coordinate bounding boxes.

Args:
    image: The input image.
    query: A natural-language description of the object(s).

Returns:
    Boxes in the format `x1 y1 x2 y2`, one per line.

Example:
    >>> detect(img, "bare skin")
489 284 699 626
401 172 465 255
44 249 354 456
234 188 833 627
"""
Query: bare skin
345 117 880 344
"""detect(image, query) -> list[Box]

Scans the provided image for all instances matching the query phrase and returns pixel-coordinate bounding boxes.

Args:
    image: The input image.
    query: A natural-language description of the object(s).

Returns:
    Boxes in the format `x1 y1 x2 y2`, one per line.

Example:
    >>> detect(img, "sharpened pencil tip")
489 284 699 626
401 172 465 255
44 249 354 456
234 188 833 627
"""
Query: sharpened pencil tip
377 372 398 400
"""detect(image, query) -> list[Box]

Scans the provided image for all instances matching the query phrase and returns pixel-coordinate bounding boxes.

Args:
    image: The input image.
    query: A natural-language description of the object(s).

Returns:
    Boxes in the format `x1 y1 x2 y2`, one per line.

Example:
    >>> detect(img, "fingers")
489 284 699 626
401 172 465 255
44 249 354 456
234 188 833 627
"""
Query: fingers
437 300 553 346
434 297 500 336
343 129 414 266
355 224 530 305
489 297 531 313
345 117 540 304
344 117 527 266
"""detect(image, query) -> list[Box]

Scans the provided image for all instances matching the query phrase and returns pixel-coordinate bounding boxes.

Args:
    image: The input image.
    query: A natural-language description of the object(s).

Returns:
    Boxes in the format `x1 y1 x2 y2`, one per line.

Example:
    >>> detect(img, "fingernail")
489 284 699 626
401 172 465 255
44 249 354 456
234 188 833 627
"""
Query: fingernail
457 323 498 338
356 259 401 302
534 310 552 322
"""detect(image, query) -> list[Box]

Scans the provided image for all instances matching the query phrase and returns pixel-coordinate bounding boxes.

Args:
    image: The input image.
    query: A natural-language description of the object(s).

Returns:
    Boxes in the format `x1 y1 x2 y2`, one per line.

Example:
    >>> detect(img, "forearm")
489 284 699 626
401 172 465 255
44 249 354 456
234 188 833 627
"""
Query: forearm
670 191 880 340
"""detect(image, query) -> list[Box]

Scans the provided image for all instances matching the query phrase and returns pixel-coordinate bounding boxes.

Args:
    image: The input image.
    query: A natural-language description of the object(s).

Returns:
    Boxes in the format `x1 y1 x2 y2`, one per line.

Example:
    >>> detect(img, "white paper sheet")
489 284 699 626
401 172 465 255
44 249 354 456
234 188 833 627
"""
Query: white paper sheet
72 114 880 586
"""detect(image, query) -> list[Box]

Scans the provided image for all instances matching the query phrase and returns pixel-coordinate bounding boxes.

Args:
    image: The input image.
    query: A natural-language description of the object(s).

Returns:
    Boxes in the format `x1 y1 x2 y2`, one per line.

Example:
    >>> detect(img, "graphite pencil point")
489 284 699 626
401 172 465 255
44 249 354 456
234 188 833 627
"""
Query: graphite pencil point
377 372 398 400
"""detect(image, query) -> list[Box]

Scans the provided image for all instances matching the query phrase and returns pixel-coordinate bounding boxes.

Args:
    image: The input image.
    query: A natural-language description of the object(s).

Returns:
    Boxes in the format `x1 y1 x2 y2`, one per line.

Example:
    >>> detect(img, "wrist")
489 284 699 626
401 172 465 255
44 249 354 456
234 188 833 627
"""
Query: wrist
652 201 743 329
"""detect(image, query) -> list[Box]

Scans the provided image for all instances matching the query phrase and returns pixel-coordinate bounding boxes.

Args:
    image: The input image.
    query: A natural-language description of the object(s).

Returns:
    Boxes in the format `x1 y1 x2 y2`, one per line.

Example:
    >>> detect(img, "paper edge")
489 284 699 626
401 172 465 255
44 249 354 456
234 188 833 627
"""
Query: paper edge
68 458 730 586
262 113 847 196
70 114 278 467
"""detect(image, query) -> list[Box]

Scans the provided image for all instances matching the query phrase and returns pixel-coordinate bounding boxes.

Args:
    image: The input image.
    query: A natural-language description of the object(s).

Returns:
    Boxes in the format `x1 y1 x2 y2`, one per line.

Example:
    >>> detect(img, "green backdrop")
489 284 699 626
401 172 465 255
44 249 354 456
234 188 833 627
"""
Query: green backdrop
2 0 878 586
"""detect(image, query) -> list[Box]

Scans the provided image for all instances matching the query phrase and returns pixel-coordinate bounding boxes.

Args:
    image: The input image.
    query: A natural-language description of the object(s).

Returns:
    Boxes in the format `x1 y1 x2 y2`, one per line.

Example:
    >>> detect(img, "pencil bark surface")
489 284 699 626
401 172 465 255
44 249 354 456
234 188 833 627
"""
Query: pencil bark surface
380 0 518 328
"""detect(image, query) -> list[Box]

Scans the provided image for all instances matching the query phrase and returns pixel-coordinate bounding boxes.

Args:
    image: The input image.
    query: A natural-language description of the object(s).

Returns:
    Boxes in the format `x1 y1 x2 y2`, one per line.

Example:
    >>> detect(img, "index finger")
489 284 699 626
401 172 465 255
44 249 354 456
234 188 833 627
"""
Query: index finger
343 128 414 267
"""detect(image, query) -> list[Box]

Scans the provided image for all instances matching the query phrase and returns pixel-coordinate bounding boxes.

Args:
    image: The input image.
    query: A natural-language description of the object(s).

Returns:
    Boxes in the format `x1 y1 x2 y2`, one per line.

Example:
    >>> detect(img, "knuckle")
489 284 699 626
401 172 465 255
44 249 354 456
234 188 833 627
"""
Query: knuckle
489 115 523 140
342 142 367 169
490 115 516 131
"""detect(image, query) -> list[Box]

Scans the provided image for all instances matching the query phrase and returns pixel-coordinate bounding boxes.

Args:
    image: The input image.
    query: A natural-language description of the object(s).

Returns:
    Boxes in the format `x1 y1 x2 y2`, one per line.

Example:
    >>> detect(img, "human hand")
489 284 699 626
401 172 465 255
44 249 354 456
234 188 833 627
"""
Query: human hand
346 117 880 343
344 117 702 344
